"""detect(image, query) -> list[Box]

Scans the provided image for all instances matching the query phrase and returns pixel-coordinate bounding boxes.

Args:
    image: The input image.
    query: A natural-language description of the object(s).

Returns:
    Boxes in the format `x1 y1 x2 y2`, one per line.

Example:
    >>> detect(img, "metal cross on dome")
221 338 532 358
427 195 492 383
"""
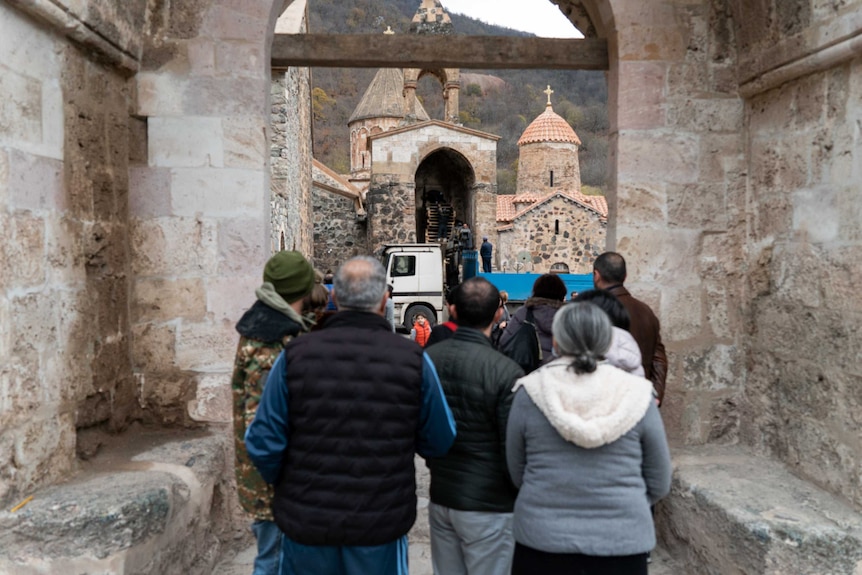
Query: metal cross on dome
544 85 554 105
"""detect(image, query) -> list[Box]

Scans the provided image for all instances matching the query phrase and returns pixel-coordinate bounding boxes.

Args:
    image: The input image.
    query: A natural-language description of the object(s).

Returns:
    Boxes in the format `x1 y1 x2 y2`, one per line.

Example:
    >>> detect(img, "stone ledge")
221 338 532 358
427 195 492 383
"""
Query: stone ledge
658 445 862 575
0 429 231 574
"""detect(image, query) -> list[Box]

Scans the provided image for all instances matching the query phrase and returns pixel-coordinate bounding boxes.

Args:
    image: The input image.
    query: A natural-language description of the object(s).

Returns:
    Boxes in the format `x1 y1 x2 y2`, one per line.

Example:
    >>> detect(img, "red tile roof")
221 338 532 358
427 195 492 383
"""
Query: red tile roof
497 190 607 224
518 104 582 146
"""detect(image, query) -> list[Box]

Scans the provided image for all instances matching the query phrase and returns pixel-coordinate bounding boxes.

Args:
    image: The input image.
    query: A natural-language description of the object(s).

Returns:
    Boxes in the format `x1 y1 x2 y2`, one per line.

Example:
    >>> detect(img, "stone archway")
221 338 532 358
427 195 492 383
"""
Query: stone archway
414 148 476 242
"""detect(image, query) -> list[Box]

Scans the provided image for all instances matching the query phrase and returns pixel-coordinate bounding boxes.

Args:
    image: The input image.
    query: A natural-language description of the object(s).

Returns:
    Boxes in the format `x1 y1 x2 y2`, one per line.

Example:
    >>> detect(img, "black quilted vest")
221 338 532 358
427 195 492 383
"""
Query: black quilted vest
272 311 424 546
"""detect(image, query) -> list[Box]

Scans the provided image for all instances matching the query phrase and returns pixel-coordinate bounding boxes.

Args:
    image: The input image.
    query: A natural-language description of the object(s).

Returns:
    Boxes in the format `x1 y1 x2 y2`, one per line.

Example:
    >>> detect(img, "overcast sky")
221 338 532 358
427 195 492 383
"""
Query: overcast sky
443 0 584 38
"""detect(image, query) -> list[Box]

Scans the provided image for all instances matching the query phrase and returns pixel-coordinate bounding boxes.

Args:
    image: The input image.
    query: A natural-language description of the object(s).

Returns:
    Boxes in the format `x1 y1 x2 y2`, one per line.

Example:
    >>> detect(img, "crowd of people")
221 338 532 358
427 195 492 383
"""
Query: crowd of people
232 249 672 575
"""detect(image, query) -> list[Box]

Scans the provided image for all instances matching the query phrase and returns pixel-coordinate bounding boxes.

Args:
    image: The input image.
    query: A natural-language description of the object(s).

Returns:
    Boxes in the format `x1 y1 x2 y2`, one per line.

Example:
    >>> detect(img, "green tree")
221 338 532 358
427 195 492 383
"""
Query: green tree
312 87 337 122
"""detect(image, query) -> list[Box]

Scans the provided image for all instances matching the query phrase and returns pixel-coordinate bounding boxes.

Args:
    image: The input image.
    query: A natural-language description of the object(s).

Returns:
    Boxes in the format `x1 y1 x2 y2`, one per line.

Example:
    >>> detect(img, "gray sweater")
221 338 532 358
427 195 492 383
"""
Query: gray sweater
505 361 672 556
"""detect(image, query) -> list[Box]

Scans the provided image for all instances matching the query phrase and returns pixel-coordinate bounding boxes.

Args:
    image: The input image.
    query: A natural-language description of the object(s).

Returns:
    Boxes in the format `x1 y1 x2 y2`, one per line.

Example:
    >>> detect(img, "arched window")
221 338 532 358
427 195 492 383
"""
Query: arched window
550 262 570 273
555 219 560 235
550 170 554 187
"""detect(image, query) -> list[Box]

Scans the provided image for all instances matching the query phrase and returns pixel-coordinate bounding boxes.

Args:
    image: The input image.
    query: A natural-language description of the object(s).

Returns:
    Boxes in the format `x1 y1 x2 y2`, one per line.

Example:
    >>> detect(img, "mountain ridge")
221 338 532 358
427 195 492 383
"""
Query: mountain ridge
308 0 608 193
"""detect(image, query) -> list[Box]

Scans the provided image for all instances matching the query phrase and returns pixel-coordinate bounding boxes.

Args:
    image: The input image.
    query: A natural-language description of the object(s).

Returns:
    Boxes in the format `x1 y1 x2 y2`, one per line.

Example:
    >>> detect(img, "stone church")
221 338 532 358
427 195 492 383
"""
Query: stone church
309 0 500 274
496 89 608 273
2 0 862 572
308 0 607 275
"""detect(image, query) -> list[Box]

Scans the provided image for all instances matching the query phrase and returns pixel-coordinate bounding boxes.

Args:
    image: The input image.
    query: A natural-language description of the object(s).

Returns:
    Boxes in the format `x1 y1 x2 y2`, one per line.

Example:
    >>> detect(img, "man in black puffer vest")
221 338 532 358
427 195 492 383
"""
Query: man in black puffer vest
246 256 456 575
425 277 525 575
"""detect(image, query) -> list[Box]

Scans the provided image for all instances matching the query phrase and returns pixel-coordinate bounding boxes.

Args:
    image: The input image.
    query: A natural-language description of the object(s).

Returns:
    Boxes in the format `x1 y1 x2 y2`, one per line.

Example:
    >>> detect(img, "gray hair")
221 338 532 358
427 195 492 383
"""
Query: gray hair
333 256 387 312
552 302 613 374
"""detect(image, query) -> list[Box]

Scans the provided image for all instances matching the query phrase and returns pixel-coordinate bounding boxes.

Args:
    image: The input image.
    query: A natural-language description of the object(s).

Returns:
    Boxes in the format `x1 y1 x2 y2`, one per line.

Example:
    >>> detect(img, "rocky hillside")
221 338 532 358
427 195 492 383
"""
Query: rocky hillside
308 0 608 193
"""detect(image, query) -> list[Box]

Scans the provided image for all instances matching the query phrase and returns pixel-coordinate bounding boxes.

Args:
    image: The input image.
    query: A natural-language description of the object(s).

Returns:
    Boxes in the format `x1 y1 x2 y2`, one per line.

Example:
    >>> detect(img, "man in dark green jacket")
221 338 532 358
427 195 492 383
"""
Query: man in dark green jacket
425 277 524 575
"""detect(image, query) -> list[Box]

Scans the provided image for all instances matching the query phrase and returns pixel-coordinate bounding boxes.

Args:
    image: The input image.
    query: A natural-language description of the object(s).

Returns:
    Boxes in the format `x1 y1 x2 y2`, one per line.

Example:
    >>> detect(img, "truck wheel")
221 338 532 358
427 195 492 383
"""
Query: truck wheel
404 304 437 328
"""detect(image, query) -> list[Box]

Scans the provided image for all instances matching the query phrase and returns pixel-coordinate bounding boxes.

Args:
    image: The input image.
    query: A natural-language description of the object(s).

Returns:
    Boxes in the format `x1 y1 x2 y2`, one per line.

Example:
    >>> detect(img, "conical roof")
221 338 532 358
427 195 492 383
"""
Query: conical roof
410 0 453 34
518 103 581 146
348 68 430 124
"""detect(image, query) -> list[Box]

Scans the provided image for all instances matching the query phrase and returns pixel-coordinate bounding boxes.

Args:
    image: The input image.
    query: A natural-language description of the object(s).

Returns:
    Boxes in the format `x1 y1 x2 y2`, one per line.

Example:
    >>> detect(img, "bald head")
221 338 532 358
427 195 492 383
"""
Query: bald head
454 277 500 330
593 251 627 288
333 256 387 312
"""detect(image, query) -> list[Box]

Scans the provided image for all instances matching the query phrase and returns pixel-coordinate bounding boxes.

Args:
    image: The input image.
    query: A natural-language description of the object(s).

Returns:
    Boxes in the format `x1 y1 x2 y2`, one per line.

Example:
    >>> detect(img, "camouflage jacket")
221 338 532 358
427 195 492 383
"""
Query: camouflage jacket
232 299 305 520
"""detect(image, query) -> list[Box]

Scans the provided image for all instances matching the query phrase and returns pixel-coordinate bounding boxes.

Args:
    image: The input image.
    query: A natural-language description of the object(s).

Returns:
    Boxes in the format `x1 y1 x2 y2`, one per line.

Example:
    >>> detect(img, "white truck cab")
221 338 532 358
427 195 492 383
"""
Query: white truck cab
381 244 445 327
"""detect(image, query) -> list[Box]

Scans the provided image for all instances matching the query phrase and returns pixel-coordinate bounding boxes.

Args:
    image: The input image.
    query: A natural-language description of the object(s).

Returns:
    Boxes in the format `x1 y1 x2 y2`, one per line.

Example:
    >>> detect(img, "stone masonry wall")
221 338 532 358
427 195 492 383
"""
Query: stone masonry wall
370 124 499 243
0 4 139 506
271 65 313 255
517 142 581 195
312 188 368 273
741 55 862 506
131 0 283 428
607 0 747 446
366 176 417 254
498 197 605 274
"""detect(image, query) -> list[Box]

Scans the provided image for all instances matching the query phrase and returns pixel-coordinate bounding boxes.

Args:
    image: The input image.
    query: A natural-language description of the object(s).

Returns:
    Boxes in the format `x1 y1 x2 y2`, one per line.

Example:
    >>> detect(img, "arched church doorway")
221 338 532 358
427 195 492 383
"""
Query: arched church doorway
414 148 476 244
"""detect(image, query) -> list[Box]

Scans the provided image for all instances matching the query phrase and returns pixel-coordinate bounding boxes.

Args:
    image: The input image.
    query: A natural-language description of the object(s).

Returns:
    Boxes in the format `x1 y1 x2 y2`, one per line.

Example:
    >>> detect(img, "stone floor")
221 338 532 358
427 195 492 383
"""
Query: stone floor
213 533 682 574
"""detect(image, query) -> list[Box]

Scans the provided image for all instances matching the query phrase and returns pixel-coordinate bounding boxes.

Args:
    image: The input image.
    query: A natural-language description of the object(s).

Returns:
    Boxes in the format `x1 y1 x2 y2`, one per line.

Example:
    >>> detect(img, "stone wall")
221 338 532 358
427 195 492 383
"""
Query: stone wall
605 0 747 447
735 2 862 505
271 65 313 255
0 3 140 507
498 196 605 274
517 142 581 195
312 188 368 273
366 176 418 253
130 0 286 431
370 123 499 242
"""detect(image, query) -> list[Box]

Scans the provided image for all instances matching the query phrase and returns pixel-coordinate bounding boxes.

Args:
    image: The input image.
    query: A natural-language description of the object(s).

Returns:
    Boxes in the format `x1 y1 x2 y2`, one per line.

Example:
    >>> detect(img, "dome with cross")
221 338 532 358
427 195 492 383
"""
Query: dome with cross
517 85 581 146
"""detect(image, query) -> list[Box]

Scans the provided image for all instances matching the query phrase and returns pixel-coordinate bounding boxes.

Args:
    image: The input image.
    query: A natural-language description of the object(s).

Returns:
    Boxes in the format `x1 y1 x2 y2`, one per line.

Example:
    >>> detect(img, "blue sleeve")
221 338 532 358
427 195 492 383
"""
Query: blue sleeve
416 353 456 458
245 351 290 484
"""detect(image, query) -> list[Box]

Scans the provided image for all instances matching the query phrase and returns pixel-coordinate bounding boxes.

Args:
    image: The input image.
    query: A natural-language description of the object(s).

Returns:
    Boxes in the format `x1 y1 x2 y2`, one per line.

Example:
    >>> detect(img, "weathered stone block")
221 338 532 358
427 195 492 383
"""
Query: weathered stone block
618 24 686 61
136 72 189 117
183 76 269 116
0 66 42 148
206 275 259 323
187 38 216 77
148 117 224 168
131 322 178 373
659 446 862 575
129 166 172 218
6 213 45 289
130 217 219 277
667 97 744 133
170 168 265 218
617 133 700 185
188 373 231 423
0 5 62 82
661 284 703 341
7 149 65 212
133 277 208 323
615 226 701 287
174 321 235 372
218 218 267 276
202 5 269 42
223 115 267 169
616 61 667 129
12 414 76 501
215 42 265 79
668 182 728 232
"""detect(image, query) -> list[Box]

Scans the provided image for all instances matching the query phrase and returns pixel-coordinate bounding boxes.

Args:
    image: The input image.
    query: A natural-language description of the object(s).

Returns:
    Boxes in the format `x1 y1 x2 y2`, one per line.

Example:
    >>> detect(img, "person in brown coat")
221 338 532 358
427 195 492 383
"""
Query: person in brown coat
593 252 668 405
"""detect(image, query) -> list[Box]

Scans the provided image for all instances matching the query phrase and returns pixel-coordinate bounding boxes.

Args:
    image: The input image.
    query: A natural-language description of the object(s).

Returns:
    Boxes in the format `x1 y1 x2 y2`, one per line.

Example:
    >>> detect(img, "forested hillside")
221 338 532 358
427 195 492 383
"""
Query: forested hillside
308 0 608 193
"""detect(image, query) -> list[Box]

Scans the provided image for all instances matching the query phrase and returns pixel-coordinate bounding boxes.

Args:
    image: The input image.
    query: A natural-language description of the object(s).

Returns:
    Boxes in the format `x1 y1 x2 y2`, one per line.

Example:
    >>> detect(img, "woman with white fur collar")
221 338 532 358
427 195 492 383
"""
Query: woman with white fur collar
505 302 672 575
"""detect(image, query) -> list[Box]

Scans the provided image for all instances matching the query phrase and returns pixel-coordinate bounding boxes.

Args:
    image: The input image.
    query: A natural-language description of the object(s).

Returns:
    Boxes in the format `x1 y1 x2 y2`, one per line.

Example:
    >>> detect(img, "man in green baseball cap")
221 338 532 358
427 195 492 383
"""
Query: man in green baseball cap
231 250 315 575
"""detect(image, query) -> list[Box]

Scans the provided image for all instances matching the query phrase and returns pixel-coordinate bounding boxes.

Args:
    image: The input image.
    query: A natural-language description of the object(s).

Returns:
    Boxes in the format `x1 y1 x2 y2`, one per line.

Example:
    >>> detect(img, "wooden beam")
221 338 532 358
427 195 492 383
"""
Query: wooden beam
272 34 608 71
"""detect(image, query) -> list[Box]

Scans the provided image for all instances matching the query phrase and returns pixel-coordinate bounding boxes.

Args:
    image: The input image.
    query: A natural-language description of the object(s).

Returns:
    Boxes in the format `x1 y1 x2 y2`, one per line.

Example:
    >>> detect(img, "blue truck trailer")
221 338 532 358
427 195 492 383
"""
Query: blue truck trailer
478 272 594 302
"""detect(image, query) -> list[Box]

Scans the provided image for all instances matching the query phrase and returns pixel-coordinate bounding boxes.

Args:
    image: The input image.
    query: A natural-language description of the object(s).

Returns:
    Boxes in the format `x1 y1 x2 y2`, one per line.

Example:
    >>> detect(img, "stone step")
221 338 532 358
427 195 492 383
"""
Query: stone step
0 429 231 575
657 445 862 575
